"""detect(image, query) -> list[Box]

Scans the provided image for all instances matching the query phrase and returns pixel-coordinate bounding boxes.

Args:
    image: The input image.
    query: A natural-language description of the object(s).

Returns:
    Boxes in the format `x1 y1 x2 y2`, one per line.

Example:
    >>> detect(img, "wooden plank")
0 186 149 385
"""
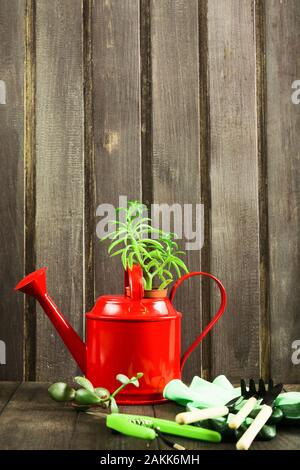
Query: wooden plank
208 0 260 380
0 383 298 450
71 405 158 450
35 0 84 380
0 383 20 414
266 0 300 383
0 383 77 450
24 0 37 381
92 0 142 298
255 0 270 382
151 0 202 382
199 0 212 381
253 426 300 450
83 0 95 315
140 0 153 208
0 1 25 380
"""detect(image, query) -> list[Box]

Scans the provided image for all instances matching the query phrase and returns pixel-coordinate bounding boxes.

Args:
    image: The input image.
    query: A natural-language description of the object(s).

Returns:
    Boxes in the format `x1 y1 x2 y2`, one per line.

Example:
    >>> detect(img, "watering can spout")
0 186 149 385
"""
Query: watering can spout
15 267 87 374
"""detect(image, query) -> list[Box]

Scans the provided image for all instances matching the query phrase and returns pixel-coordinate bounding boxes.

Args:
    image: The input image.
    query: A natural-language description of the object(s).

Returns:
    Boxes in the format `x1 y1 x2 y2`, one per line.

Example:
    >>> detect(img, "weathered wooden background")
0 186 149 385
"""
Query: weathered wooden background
0 0 299 384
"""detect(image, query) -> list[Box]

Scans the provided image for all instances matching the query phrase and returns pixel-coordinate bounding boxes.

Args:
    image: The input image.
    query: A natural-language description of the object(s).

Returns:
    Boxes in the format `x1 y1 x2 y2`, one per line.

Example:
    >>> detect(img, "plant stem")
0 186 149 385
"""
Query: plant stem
110 383 128 398
150 258 169 280
143 272 153 290
111 378 137 398
111 384 125 398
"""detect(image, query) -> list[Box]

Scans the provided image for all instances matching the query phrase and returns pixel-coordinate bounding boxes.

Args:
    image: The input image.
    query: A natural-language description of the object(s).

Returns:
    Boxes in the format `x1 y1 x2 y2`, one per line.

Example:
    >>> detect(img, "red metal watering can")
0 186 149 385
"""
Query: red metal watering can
15 265 226 404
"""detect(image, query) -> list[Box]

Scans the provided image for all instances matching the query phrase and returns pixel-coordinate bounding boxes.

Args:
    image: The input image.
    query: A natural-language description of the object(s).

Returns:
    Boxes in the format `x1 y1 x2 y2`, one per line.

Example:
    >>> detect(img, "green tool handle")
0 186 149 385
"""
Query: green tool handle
151 416 221 443
107 414 221 443
107 414 156 440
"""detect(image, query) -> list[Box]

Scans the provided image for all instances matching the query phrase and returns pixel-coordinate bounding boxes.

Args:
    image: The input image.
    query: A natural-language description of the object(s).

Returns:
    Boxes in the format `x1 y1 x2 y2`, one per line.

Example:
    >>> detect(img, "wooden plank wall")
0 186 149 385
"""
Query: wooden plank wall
266 0 300 383
151 0 202 382
35 0 84 381
0 0 25 380
0 0 299 384
208 0 260 381
92 0 142 301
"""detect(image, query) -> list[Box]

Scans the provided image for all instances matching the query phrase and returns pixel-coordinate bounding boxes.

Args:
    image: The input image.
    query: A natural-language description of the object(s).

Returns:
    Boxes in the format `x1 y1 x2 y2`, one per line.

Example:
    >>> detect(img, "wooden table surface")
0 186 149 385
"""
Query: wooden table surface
0 382 299 450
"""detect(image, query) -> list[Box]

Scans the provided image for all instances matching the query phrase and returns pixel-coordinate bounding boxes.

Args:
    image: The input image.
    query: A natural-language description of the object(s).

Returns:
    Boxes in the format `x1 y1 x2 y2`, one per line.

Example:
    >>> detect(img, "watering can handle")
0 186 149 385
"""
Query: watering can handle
125 264 144 300
169 271 227 372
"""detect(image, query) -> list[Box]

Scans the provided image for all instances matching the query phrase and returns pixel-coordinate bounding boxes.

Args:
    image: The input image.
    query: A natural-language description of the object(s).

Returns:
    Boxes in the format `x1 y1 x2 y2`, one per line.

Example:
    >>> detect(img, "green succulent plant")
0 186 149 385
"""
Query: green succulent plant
101 200 189 290
48 372 143 414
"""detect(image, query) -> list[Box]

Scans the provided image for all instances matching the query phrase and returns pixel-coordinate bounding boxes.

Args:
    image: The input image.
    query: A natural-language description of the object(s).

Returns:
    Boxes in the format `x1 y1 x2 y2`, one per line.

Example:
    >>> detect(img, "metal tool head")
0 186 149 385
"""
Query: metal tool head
240 378 258 398
225 396 242 409
225 378 258 409
228 378 282 410
262 382 283 406
240 378 279 399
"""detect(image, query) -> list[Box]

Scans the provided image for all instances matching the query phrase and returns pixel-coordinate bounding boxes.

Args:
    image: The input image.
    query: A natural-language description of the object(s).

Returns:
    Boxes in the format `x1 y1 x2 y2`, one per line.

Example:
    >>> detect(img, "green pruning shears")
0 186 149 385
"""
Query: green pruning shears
106 413 221 443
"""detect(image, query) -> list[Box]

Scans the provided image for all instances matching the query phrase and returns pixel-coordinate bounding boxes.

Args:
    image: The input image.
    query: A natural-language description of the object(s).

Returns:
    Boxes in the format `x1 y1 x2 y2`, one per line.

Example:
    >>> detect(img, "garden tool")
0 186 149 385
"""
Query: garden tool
236 382 283 450
173 378 281 426
106 413 222 444
15 265 226 404
229 379 275 430
175 395 242 424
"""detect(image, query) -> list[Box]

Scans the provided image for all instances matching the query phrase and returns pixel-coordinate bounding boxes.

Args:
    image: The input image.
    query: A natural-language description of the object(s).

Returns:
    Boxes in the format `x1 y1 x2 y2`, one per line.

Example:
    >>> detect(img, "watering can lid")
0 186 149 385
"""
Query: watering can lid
86 265 180 321
86 294 180 321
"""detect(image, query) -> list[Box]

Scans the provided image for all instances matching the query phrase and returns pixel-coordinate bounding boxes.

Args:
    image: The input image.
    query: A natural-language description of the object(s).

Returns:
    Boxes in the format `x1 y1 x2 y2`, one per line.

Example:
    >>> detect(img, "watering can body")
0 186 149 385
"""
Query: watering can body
86 293 181 403
15 264 226 404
